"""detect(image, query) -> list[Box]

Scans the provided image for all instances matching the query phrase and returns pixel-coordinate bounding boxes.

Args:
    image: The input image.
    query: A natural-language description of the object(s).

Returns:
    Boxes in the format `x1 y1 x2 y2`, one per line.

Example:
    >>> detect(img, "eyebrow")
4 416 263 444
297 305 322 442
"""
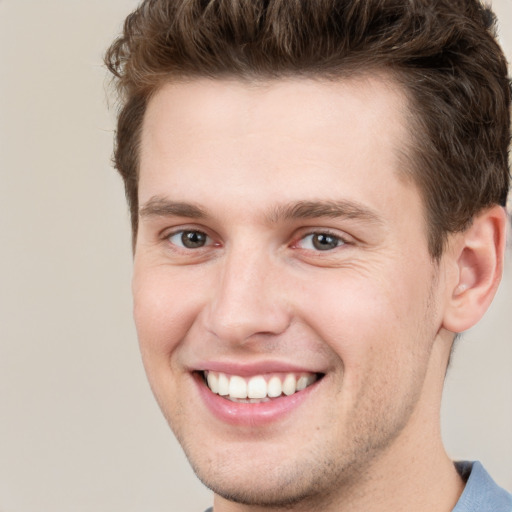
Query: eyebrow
139 196 207 219
139 196 383 226
267 200 383 225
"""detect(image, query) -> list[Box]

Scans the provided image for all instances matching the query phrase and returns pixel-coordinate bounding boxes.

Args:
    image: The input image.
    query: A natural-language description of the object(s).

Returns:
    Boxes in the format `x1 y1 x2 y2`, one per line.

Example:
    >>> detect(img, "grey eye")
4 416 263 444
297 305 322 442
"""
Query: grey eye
300 233 343 251
169 230 209 249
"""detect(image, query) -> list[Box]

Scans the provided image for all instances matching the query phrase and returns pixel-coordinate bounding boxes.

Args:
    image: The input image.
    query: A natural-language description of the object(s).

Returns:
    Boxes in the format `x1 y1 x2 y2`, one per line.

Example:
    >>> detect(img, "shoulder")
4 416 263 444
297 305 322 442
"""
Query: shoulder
453 461 512 512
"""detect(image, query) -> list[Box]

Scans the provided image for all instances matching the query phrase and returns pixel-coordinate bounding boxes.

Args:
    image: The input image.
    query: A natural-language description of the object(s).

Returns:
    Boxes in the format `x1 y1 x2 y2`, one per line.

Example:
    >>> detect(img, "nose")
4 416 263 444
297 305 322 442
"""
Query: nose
204 246 291 345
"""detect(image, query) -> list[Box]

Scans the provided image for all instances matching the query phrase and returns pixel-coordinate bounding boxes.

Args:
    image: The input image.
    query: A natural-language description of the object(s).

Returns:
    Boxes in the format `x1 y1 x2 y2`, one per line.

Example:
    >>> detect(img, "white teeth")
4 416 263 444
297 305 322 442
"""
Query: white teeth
296 376 309 391
207 372 219 394
247 376 267 399
204 371 318 401
228 375 247 399
282 374 297 396
218 373 229 395
267 376 282 398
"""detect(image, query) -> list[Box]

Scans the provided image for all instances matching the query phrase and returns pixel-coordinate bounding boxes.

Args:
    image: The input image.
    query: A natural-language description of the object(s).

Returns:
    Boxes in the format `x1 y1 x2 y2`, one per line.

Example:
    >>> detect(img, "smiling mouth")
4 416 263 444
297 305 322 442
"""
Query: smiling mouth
200 371 323 403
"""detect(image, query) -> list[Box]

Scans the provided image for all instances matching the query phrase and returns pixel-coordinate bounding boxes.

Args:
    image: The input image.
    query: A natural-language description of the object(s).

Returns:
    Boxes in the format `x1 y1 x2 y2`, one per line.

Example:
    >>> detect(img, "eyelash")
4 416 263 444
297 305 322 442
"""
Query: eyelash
165 229 214 250
164 228 350 253
293 231 348 251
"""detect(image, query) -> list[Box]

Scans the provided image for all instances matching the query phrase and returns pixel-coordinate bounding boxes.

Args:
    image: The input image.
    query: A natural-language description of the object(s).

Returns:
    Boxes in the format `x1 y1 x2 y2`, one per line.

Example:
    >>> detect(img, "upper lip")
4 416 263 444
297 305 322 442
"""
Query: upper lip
192 360 325 376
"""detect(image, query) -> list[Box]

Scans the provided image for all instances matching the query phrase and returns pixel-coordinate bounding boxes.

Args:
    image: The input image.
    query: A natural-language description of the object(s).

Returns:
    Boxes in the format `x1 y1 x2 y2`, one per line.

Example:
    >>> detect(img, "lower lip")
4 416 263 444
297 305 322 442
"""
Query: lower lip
194 373 320 427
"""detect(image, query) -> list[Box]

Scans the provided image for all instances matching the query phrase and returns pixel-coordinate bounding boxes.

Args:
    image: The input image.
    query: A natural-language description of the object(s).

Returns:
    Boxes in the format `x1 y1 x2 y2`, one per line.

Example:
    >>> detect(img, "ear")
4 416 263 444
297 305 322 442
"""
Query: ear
442 205 508 333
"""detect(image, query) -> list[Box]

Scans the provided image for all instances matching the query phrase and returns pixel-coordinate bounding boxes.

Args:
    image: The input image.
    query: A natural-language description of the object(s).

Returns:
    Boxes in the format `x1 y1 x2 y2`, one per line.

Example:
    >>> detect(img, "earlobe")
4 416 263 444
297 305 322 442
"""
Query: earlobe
442 205 508 334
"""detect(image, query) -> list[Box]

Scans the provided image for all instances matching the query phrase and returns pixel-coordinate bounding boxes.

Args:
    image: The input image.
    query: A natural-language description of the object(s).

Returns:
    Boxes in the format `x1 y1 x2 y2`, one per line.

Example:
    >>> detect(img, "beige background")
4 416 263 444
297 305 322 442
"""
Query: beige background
0 1 510 511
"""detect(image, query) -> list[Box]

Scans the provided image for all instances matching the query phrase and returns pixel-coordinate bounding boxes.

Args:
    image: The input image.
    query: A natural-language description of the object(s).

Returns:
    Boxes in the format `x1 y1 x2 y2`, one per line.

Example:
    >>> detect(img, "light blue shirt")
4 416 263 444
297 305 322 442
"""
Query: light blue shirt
203 461 512 511
453 461 512 512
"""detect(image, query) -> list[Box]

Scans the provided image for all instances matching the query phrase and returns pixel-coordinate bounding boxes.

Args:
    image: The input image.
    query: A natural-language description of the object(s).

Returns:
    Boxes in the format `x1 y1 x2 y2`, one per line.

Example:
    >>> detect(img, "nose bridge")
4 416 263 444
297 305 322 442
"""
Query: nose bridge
206 243 290 343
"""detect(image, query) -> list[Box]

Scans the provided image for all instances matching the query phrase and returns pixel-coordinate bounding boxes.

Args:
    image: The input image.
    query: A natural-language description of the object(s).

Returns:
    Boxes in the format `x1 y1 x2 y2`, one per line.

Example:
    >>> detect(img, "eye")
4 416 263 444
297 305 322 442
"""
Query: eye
167 230 211 249
298 232 345 251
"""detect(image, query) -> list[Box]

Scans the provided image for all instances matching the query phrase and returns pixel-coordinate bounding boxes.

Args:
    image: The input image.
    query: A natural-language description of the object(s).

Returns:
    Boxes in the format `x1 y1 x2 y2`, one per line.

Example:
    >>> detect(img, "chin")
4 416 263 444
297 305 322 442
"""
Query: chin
192 461 326 508
179 434 360 509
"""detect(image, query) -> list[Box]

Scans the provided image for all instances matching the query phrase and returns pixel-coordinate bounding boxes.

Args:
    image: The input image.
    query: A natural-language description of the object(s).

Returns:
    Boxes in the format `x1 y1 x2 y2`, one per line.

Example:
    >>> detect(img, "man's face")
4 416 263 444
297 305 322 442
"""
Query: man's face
133 77 450 507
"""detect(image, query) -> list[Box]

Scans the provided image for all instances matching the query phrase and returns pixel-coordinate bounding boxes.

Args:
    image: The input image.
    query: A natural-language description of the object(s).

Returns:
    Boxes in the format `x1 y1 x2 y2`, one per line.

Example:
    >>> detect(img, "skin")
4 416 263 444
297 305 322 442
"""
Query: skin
132 76 505 512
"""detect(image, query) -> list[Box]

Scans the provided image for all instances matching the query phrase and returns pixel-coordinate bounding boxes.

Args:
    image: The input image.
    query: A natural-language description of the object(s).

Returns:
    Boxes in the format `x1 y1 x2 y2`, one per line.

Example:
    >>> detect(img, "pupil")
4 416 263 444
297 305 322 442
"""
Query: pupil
182 231 206 248
313 233 338 250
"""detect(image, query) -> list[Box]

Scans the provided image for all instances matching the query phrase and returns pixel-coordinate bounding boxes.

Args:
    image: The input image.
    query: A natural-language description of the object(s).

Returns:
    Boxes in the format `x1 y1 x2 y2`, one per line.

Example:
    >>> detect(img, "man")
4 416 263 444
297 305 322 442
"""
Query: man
105 1 511 511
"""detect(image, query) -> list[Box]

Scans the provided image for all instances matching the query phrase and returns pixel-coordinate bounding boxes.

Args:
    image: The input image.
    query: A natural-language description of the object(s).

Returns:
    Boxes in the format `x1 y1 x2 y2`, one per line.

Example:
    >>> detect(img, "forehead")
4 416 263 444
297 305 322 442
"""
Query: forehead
141 75 410 159
139 75 419 224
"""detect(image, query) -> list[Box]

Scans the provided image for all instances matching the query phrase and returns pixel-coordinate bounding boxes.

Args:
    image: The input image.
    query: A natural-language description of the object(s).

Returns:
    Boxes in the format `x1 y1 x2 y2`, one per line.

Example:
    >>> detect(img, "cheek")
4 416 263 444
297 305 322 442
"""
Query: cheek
296 273 393 341
300 273 435 435
132 265 204 358
295 263 436 369
131 266 206 425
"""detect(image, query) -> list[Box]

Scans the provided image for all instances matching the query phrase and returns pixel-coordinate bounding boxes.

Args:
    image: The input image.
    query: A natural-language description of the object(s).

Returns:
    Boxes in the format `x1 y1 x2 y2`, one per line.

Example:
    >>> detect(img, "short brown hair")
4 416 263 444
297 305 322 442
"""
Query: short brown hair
105 0 510 258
